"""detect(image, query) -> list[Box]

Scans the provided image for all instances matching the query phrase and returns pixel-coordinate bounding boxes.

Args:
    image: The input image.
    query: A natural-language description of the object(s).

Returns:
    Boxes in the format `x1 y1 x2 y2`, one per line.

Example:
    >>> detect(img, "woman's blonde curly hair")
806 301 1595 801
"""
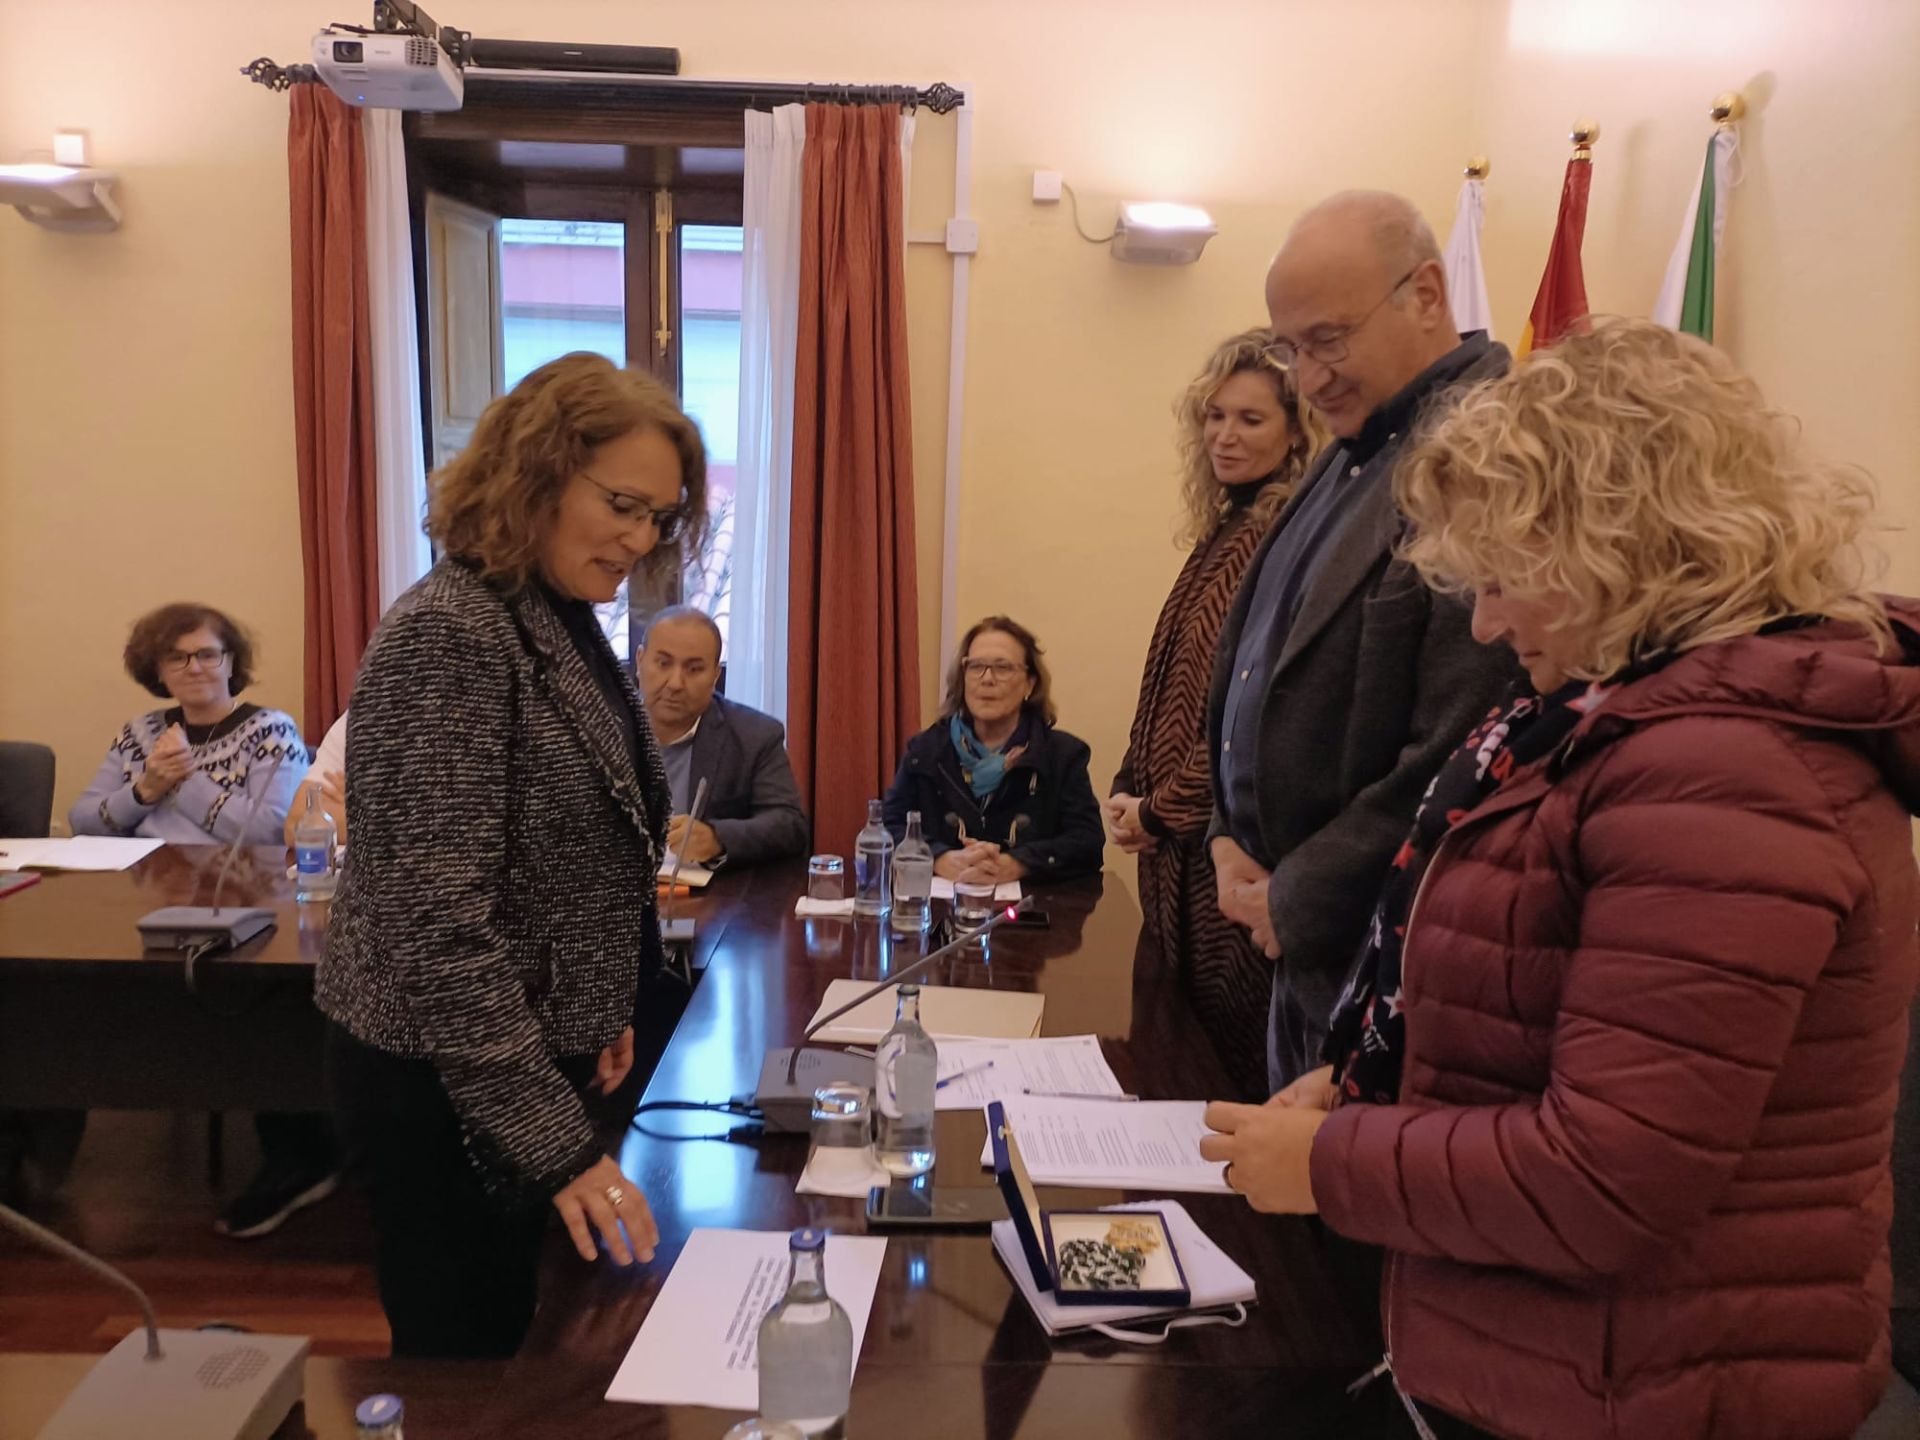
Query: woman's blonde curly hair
428 352 708 590
1174 329 1326 547
1395 318 1888 680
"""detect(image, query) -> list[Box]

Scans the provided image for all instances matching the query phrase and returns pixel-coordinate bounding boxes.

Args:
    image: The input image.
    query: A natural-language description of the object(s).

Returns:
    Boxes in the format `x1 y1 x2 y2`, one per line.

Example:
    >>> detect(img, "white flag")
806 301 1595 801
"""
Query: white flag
1441 177 1494 340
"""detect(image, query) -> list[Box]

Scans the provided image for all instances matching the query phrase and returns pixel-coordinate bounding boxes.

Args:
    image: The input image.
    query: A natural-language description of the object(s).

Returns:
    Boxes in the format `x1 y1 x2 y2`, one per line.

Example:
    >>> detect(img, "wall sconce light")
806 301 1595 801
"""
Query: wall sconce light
1038 172 1218 266
0 132 121 232
1110 201 1217 265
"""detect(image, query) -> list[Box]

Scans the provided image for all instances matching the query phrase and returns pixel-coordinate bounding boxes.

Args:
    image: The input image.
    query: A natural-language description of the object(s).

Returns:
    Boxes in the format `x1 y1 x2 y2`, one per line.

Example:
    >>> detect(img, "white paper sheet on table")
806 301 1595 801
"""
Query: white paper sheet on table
934 1035 1124 1110
659 850 715 888
929 877 1022 902
0 837 164 872
605 1228 888 1409
977 1095 1232 1193
992 1200 1257 1333
805 980 1043 1044
795 1144 893 1199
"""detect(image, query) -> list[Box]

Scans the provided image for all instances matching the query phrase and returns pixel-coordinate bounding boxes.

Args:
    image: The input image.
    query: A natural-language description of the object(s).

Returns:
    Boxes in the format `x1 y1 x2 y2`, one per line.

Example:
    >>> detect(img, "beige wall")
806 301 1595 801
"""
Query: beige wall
3 1 1914 866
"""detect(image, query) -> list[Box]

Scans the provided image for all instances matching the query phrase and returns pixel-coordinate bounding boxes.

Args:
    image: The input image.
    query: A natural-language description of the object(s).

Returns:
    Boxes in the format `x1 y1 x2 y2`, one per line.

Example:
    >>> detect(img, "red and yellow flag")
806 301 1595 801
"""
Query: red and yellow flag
1516 155 1593 356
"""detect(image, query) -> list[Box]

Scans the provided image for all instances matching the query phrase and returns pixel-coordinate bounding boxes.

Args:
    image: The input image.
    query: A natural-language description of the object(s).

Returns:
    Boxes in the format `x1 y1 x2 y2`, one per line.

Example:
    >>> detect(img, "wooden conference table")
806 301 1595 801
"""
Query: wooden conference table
0 850 1393 1438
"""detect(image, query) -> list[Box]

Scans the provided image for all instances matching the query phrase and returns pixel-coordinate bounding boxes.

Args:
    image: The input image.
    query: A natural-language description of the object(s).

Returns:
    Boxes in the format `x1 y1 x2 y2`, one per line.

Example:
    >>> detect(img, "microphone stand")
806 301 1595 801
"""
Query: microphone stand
660 775 709 948
785 895 1031 1086
750 895 1032 1131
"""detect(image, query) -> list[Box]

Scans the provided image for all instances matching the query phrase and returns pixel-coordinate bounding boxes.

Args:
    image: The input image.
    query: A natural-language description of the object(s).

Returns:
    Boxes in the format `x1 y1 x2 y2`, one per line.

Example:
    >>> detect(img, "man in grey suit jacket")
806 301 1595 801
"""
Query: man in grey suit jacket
639 606 809 868
1208 192 1522 1090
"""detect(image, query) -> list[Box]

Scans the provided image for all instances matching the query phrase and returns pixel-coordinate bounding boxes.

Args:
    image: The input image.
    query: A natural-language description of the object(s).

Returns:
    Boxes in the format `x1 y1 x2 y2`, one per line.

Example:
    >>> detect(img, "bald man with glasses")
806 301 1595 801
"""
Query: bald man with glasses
1206 190 1522 1091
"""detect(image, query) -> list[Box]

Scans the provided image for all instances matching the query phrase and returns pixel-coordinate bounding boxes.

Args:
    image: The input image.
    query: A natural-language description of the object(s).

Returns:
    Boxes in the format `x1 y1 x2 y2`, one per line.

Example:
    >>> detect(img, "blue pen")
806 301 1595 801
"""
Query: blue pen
936 1060 995 1091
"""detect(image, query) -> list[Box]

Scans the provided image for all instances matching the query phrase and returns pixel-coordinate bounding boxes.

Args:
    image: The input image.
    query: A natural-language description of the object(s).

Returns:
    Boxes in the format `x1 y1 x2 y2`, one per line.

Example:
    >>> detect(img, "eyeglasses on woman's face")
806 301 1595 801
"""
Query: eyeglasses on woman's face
581 471 687 544
161 647 228 673
963 660 1027 682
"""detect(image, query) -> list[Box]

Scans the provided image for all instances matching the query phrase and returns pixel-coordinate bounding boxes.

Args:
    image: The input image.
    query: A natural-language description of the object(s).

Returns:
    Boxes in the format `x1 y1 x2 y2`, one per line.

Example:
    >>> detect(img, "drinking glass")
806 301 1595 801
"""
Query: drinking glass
807 854 846 902
952 877 995 927
811 1082 872 1151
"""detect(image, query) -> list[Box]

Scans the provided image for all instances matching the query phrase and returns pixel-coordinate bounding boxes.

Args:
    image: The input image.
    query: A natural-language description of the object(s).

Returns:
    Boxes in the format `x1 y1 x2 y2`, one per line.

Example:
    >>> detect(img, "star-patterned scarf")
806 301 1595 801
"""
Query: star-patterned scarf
1325 672 1630 1106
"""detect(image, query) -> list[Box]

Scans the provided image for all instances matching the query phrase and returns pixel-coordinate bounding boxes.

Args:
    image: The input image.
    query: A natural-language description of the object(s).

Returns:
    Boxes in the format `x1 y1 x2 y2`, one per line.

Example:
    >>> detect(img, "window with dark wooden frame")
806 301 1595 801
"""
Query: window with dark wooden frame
406 80 747 669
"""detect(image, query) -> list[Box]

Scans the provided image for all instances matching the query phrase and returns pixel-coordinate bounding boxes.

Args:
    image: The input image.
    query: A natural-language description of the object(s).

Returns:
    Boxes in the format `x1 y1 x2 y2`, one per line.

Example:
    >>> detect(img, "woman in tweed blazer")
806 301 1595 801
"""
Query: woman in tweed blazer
318 354 706 1357
1107 332 1323 1100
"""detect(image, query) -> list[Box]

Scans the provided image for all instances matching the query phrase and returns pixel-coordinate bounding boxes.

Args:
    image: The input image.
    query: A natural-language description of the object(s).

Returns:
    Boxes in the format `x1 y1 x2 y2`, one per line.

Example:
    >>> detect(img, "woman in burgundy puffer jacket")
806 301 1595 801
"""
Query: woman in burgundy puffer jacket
1202 320 1920 1439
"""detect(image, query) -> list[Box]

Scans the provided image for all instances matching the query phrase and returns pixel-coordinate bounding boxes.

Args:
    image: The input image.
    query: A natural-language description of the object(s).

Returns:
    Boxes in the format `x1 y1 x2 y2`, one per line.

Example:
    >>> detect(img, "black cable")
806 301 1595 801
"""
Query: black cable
627 1097 766 1143
181 937 280 1020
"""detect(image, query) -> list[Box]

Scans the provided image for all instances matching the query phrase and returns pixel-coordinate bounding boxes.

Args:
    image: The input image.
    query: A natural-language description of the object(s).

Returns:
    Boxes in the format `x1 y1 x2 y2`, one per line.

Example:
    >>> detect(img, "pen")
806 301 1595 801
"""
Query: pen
936 1061 995 1091
1021 1089 1139 1102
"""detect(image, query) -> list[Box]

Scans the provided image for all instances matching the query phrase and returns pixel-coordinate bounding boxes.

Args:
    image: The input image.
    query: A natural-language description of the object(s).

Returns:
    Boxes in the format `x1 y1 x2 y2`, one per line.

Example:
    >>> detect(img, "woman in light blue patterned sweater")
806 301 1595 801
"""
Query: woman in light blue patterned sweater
71 602 308 844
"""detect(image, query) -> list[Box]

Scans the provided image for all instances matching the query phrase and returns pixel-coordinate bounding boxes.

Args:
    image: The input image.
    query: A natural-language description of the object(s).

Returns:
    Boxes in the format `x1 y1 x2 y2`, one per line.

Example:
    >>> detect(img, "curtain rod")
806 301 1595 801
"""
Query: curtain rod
240 59 964 113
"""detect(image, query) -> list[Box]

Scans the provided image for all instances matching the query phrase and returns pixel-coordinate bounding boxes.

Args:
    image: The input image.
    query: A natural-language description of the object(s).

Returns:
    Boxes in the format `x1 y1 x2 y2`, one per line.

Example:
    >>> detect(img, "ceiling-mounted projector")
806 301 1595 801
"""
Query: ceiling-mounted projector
311 30 464 110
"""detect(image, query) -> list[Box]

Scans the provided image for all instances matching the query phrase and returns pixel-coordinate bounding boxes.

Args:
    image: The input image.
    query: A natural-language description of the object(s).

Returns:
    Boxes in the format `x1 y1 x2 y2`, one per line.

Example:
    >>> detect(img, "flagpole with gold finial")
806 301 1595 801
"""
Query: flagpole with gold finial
1516 120 1599 355
1655 94 1744 339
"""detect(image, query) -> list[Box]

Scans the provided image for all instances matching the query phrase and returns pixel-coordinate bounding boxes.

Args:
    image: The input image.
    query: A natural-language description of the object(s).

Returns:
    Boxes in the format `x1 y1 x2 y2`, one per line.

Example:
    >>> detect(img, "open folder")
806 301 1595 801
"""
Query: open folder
804 980 1044 1044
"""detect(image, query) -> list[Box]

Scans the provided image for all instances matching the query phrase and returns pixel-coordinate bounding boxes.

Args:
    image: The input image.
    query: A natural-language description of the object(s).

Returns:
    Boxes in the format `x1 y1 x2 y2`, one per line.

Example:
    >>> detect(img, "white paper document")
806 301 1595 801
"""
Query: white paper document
929 877 1022 902
992 1200 1257 1333
806 980 1043 1044
795 1144 893 1199
659 851 715 888
605 1228 888 1410
0 836 165 872
934 1035 1124 1111
978 1095 1231 1193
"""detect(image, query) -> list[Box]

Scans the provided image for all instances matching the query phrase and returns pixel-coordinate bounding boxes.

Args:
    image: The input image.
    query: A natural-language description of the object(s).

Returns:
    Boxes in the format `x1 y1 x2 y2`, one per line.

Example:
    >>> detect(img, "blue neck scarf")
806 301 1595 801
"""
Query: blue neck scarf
949 712 1028 798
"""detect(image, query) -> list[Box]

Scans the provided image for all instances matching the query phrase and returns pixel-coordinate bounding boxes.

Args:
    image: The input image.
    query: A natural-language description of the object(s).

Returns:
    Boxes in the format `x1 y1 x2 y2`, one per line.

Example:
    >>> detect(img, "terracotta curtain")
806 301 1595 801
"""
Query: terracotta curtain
289 86 380 741
787 104 921 852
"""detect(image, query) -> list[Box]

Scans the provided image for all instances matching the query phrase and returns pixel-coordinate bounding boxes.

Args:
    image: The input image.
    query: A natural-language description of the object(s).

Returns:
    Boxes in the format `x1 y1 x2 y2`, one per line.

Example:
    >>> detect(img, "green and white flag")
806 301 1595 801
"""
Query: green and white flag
1653 129 1739 340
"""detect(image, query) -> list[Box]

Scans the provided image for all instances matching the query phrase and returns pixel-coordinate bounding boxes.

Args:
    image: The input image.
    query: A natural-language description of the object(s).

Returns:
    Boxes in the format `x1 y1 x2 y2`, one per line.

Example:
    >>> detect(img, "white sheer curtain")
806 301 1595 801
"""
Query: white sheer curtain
728 105 806 722
361 109 431 612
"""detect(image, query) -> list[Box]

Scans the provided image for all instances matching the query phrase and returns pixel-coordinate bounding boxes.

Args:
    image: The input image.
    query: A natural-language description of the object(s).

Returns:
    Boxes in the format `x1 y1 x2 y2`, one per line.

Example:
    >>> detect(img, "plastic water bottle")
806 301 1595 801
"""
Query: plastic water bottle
353 1393 404 1438
293 787 338 902
853 800 892 919
874 983 936 1176
890 811 933 934
757 1227 853 1438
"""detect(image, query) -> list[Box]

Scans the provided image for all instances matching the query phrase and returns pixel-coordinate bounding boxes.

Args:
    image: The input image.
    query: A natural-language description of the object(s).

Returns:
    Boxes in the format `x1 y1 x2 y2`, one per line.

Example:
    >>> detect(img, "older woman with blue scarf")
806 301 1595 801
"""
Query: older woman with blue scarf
882 615 1105 884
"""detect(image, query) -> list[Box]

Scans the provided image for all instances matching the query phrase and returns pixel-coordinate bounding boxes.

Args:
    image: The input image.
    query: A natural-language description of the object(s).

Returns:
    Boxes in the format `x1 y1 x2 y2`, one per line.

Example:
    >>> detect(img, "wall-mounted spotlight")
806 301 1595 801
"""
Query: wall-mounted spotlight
1109 201 1217 265
1038 172 1218 266
0 132 120 232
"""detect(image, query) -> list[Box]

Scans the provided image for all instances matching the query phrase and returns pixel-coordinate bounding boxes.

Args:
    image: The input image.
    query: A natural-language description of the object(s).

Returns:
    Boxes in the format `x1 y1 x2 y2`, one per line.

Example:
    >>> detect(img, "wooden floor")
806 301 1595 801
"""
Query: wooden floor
0 1110 388 1356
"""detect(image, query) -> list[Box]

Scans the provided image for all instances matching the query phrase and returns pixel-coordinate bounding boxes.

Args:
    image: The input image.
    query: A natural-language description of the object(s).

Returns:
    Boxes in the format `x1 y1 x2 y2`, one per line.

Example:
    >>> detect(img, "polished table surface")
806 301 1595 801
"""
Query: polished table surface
492 860 1385 1438
0 846 327 1110
2 852 1388 1437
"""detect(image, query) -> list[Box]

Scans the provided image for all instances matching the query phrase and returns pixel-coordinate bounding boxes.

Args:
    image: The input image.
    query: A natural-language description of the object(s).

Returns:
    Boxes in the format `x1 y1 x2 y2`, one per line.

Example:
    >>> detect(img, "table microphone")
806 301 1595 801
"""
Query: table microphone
752 895 1032 1132
660 775 709 945
137 750 287 951
0 1200 307 1439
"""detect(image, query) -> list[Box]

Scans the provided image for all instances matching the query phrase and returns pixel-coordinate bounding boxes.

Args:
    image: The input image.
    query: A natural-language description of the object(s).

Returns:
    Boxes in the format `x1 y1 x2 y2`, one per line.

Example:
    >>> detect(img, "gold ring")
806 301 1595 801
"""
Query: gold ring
605 1184 626 1208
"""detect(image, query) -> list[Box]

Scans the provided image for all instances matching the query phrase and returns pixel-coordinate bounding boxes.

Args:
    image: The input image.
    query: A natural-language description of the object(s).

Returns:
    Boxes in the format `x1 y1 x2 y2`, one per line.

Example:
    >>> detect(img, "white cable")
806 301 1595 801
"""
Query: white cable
1060 182 1116 245
1087 1301 1250 1346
